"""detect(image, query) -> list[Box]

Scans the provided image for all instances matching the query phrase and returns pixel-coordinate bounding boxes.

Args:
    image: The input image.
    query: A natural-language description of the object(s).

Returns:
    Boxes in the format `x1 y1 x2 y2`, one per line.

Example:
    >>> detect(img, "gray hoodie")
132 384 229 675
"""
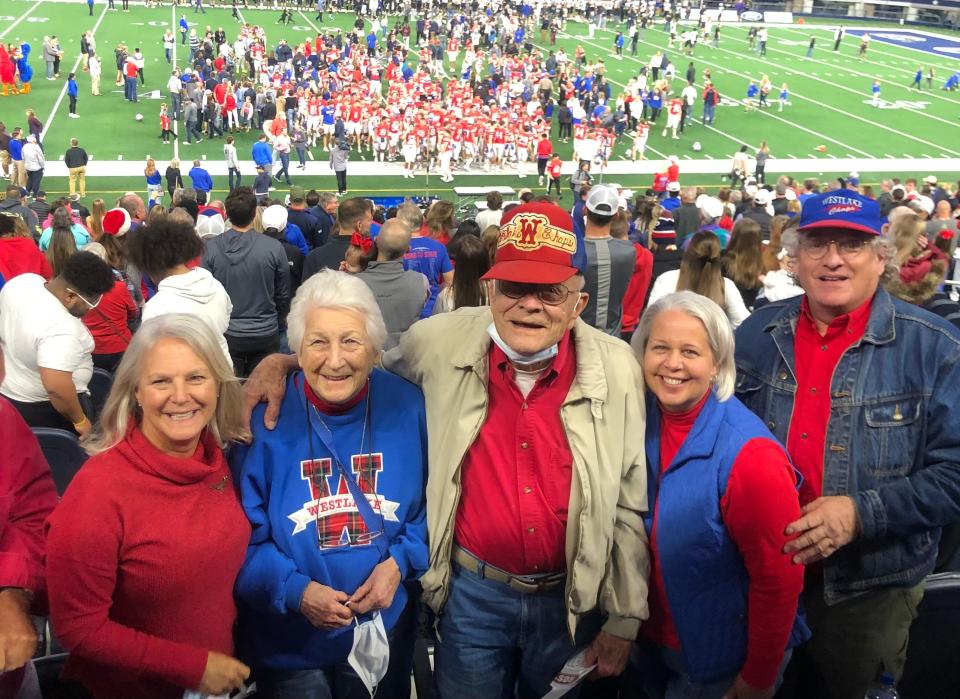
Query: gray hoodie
0 197 40 237
201 228 290 338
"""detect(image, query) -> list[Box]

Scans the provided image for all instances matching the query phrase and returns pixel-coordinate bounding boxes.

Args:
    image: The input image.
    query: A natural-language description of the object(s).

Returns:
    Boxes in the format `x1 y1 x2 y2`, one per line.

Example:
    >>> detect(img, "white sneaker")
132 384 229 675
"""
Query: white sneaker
69 114 80 118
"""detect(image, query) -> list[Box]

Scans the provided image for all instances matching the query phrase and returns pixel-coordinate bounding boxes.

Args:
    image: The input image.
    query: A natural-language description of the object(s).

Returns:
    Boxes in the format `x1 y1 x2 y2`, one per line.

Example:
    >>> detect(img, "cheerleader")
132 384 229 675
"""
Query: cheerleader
159 104 173 144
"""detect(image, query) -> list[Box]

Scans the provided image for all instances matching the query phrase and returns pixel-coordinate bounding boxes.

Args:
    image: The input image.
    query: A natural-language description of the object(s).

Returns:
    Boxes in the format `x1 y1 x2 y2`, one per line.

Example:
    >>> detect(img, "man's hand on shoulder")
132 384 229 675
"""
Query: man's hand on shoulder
242 353 298 431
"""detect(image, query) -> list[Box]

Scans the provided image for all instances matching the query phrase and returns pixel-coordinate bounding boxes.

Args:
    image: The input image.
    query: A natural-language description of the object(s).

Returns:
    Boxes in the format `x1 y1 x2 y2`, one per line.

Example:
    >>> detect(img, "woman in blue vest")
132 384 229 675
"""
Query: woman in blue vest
626 291 808 699
233 270 428 699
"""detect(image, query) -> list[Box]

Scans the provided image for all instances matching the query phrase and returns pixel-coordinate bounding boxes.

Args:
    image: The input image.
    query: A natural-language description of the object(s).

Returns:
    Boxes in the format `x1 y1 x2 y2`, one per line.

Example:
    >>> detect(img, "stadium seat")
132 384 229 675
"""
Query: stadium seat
899 572 960 698
413 638 438 699
31 653 69 698
31 428 88 496
88 368 114 421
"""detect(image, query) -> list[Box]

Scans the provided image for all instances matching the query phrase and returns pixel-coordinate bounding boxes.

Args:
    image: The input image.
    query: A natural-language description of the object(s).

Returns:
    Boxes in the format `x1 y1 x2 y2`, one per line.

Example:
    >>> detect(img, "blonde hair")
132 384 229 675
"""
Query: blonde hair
83 314 250 455
145 158 157 177
88 199 106 240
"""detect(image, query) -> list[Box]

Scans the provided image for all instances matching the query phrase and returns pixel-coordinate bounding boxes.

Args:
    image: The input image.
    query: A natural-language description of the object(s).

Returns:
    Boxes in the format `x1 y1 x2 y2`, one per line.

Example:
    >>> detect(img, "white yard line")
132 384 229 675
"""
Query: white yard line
0 1 43 40
172 1 179 163
592 26 960 156
560 33 876 158
41 4 109 143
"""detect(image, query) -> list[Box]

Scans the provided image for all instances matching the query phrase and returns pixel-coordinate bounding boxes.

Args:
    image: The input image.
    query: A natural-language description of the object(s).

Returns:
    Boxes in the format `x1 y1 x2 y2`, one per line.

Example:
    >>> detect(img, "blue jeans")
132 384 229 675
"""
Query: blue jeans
624 642 792 699
703 103 715 125
228 166 241 190
256 586 417 699
275 153 291 183
125 76 138 102
434 562 600 699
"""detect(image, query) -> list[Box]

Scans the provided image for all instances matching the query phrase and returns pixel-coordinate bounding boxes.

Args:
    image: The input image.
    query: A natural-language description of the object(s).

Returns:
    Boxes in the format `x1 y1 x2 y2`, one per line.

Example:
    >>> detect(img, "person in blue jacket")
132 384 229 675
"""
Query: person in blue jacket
234 270 428 699
188 159 213 196
251 133 273 170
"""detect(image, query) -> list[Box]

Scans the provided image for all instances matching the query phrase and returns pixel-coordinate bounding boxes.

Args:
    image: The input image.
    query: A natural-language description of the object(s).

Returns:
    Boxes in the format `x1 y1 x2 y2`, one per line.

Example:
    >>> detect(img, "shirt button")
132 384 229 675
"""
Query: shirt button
524 486 533 494
528 527 536 534
767 421 776 430
801 432 808 439
521 442 529 450
821 345 828 351
810 387 817 394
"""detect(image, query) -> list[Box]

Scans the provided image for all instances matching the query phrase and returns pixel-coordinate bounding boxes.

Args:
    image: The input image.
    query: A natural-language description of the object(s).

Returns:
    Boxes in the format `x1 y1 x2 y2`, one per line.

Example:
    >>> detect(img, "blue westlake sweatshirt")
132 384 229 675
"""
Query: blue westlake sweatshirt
233 369 428 670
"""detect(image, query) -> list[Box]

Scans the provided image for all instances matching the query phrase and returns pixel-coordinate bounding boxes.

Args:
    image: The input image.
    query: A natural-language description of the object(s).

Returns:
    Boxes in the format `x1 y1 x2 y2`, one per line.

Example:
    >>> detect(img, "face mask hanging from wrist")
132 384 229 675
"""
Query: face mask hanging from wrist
347 610 390 697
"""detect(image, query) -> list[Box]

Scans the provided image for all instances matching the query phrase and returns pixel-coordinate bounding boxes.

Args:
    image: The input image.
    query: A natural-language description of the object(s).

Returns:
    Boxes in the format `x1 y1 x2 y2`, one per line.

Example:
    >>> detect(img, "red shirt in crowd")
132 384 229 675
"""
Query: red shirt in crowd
0 236 52 281
0 398 57 697
46 426 251 699
455 331 577 575
82 277 139 355
642 392 804 689
788 296 872 506
620 243 654 334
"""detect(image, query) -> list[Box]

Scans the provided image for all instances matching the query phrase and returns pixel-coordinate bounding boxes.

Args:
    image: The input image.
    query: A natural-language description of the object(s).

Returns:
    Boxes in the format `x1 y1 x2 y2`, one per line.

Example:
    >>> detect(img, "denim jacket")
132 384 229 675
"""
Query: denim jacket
734 289 960 604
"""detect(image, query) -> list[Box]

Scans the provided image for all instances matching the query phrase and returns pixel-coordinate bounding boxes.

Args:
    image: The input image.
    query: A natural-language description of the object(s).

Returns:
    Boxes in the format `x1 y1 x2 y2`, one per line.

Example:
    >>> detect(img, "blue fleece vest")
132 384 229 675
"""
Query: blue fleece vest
644 392 810 683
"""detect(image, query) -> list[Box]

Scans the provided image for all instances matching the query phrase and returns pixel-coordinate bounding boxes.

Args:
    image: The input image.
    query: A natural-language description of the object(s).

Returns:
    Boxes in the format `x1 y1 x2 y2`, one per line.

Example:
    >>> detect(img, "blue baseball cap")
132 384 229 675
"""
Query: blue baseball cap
798 191 883 236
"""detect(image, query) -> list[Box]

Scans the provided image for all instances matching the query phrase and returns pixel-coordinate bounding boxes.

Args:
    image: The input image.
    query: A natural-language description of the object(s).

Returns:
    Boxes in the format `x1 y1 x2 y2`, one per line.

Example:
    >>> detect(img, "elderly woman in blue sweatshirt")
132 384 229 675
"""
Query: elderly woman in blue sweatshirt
234 270 428 699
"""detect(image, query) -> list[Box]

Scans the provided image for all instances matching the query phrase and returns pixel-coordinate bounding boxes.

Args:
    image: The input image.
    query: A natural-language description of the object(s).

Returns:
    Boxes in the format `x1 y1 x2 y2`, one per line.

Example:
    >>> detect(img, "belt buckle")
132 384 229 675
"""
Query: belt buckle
508 576 542 595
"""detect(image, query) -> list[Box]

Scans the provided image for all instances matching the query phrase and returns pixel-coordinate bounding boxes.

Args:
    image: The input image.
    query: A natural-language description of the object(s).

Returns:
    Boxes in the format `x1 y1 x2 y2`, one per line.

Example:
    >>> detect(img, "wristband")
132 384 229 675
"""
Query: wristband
73 416 90 429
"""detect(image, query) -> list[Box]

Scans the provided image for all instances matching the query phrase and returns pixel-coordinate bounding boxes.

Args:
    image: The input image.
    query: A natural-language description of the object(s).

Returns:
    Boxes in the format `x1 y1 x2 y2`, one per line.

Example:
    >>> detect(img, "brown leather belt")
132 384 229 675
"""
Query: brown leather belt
452 545 567 595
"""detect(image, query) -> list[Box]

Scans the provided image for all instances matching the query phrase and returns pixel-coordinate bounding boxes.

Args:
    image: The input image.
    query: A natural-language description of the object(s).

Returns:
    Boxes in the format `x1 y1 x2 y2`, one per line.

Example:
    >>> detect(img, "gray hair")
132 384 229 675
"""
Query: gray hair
631 290 736 402
287 270 388 355
780 218 899 283
83 314 249 455
318 191 338 208
395 202 423 232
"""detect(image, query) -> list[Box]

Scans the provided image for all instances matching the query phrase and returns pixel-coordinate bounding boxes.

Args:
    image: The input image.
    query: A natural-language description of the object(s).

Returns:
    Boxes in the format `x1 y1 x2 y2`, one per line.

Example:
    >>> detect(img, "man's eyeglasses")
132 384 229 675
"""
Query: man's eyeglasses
67 288 103 310
798 236 873 259
497 280 580 306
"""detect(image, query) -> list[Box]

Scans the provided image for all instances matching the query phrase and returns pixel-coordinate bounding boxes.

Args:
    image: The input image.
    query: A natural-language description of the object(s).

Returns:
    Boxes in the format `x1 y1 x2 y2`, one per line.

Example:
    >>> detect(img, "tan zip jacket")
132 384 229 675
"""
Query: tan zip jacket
383 307 650 640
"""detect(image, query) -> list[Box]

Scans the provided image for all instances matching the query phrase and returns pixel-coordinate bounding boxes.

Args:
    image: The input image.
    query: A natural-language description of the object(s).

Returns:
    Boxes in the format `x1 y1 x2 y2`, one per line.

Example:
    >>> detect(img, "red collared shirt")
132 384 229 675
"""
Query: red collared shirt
454 331 577 575
788 296 872 506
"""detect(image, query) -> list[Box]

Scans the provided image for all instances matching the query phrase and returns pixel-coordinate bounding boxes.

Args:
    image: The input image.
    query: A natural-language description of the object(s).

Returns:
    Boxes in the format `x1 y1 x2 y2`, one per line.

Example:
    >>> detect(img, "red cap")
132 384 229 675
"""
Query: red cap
483 202 579 284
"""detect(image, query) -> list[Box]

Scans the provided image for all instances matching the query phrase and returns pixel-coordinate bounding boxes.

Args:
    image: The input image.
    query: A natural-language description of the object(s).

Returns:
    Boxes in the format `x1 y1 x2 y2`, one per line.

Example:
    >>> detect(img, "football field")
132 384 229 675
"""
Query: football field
4 0 960 204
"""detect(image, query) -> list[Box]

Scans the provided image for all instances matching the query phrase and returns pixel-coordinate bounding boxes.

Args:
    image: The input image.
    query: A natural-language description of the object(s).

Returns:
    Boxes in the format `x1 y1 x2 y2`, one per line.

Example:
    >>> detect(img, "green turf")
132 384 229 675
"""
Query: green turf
3 0 959 203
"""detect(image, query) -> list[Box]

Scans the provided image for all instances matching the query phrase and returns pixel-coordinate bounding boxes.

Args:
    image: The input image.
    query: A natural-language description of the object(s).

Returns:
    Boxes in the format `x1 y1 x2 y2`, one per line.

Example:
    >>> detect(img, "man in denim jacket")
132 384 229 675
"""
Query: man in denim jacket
734 190 960 699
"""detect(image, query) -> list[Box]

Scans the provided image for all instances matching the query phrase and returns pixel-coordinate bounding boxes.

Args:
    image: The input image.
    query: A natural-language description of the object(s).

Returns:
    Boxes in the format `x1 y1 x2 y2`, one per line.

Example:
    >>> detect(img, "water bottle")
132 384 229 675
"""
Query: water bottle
863 672 899 699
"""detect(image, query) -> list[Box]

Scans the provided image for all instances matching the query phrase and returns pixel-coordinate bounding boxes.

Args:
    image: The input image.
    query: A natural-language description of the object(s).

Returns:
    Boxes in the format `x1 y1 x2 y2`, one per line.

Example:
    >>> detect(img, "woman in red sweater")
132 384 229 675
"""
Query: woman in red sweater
80 241 139 372
46 313 252 699
627 291 807 699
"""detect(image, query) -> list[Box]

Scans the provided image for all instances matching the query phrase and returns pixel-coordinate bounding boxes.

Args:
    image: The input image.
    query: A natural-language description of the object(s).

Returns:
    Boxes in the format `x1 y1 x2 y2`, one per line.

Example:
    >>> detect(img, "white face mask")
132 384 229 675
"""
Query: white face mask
347 611 390 698
487 322 559 368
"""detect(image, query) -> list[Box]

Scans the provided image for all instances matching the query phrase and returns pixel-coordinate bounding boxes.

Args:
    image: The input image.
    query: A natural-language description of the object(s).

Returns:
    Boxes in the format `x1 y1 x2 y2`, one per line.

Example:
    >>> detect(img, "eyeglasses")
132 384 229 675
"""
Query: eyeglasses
66 288 103 310
798 236 873 259
497 280 580 306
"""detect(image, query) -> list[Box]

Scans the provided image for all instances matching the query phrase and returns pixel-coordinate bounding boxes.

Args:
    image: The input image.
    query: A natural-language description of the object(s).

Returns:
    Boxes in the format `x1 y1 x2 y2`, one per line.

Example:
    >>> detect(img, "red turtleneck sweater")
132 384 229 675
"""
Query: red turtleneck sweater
642 393 804 690
45 426 251 699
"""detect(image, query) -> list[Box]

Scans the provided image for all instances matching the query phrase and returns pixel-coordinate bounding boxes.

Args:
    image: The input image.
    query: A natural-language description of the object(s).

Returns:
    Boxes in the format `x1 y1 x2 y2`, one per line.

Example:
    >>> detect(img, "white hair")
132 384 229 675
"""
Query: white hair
287 270 388 355
632 290 736 402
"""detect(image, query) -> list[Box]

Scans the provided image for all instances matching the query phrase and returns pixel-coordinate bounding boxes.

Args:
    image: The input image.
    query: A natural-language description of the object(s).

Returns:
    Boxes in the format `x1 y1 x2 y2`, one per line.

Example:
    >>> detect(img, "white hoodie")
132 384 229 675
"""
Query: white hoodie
141 267 233 366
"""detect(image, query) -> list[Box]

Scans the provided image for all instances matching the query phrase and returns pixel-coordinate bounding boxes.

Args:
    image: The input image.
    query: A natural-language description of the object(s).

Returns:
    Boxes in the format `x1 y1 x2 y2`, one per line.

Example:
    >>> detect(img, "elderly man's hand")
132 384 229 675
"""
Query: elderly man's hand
784 496 861 565
242 353 297 431
584 630 631 679
300 582 353 630
0 589 39 672
349 557 401 616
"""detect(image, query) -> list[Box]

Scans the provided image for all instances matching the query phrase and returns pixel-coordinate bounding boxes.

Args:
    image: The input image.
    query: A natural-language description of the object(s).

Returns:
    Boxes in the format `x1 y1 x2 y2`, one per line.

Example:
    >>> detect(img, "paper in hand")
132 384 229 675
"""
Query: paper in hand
540 648 597 699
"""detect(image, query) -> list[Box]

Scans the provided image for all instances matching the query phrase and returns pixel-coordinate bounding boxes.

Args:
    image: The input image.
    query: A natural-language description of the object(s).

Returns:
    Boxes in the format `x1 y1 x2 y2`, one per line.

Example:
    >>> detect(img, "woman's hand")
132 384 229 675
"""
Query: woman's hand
0 589 39 672
196 651 250 695
723 674 774 699
349 557 401 616
300 581 354 629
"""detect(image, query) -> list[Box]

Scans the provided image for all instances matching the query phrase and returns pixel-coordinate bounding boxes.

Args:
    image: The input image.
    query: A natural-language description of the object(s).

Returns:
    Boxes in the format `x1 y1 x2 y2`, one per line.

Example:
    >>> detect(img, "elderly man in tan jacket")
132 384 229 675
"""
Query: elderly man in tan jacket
245 200 650 699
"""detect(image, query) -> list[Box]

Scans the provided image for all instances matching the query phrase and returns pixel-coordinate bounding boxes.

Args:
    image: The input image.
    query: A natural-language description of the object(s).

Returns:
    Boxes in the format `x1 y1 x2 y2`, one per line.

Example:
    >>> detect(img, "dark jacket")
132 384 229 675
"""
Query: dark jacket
287 207 321 248
356 260 427 349
672 203 701 247
64 146 88 169
201 228 291 338
302 235 351 279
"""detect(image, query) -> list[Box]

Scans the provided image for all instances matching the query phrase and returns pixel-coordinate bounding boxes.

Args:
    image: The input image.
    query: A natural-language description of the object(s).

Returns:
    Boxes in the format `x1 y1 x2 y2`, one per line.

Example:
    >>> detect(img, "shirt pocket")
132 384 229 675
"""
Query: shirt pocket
863 396 923 478
544 446 573 523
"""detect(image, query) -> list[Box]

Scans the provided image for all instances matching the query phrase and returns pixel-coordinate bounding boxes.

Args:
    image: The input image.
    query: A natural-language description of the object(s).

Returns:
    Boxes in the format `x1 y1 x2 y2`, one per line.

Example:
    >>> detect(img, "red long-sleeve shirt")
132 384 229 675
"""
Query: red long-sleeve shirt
0 396 57 594
455 332 577 575
643 394 804 689
788 296 871 506
45 427 250 699
0 236 52 282
82 278 138 355
621 242 654 333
